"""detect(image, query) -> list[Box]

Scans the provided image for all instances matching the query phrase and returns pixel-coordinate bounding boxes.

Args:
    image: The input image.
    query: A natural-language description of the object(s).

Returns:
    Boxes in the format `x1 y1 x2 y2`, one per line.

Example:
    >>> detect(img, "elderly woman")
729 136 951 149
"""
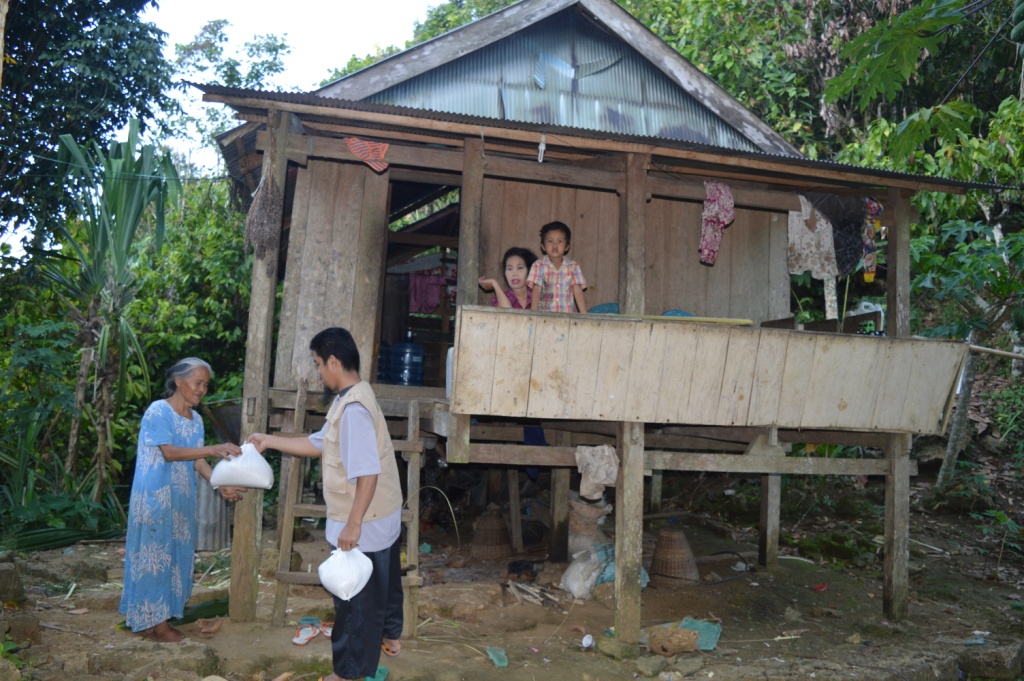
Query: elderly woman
119 357 245 642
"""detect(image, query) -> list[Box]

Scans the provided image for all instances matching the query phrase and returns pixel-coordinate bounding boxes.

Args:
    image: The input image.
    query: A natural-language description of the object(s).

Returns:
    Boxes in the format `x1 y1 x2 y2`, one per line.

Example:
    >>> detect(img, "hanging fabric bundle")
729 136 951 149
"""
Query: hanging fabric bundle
862 198 884 283
244 172 283 276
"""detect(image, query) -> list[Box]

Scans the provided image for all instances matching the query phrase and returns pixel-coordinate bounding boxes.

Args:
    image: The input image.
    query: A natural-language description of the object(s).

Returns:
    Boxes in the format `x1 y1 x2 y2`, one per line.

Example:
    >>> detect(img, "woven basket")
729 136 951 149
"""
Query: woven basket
650 528 700 582
470 509 512 560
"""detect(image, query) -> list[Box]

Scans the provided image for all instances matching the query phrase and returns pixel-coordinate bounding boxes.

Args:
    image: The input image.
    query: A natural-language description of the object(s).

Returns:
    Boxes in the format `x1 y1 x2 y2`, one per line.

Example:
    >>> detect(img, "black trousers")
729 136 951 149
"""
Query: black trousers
330 538 403 679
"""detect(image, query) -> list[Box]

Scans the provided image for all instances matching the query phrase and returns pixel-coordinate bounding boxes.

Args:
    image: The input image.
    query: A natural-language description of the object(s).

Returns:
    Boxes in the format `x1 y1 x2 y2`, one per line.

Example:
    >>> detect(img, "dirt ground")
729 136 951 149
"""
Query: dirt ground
5 466 1024 681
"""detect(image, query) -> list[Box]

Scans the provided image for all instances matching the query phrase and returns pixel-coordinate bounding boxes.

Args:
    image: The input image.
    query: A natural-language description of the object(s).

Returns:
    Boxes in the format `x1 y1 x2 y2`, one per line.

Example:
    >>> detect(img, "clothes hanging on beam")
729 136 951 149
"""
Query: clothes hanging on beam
698 180 735 266
787 195 839 280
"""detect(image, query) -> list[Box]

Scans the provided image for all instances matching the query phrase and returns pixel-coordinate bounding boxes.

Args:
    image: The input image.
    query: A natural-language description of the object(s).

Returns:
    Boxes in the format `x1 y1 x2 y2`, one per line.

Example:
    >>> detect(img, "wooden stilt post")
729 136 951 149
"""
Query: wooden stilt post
508 469 523 553
883 187 913 621
758 428 782 568
615 421 645 644
884 433 912 620
614 152 648 644
549 431 571 563
231 109 290 622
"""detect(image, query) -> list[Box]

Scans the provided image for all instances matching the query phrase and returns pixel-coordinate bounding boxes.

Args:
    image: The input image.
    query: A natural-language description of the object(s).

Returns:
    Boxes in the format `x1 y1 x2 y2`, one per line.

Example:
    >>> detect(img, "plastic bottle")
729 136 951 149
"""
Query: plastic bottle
390 330 425 386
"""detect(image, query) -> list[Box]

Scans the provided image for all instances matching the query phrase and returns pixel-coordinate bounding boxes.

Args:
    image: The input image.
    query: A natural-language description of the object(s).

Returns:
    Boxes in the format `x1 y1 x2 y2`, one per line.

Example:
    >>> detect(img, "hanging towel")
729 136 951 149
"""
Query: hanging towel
788 195 839 280
575 445 620 501
409 273 447 313
346 137 390 172
699 180 735 265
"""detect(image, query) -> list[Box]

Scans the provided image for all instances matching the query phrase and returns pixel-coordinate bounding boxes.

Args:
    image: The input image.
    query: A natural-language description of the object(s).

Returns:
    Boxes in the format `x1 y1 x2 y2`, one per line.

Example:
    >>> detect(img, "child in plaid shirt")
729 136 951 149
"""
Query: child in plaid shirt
527 221 588 313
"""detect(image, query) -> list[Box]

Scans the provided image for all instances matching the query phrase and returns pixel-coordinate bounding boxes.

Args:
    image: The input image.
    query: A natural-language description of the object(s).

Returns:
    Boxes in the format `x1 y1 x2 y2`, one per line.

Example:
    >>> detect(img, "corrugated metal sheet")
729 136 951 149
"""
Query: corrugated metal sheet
363 8 759 152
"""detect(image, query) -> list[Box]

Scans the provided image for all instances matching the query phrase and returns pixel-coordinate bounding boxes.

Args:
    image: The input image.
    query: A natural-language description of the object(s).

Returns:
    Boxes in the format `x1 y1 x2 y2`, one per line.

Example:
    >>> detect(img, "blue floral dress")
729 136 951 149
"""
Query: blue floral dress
119 400 203 632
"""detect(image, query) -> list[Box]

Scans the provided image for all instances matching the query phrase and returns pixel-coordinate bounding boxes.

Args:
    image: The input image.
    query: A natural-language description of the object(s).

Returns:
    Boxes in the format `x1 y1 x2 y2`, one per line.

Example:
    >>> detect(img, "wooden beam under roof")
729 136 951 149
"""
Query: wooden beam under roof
207 92 971 194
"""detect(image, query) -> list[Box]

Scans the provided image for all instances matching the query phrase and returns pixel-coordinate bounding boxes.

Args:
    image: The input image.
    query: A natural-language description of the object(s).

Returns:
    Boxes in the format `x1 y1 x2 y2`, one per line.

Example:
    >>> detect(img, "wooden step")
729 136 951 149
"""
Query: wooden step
275 571 424 587
292 504 413 525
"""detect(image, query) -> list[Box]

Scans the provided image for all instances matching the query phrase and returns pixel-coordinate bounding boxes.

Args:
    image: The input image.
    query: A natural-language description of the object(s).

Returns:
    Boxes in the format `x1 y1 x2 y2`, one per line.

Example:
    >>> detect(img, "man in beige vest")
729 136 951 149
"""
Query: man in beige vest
249 327 403 681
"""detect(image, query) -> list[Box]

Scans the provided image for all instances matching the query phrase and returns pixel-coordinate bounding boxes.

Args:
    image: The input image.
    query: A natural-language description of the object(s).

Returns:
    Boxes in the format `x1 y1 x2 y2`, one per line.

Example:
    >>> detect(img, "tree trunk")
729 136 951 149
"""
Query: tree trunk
936 349 978 488
0 0 9 87
66 345 93 478
91 350 118 503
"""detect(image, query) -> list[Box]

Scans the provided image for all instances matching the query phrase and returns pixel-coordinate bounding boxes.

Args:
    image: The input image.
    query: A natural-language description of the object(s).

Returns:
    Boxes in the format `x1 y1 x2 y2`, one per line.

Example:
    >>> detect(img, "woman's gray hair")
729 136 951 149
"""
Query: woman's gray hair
164 357 213 397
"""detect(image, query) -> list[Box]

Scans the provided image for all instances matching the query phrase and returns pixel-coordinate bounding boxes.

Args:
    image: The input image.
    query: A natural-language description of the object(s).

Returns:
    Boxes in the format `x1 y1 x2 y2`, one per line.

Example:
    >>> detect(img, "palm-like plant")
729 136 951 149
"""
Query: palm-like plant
39 119 179 502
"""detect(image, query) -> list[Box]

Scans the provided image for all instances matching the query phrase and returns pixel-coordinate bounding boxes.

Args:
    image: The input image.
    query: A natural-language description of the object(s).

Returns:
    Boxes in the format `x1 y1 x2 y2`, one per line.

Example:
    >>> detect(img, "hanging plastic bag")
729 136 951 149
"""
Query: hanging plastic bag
319 548 373 601
210 443 274 490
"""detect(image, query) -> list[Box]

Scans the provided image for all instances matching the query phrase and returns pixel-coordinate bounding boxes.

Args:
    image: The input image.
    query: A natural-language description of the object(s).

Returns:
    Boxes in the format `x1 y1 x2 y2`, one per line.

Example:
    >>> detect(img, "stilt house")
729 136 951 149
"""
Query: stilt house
196 0 1001 642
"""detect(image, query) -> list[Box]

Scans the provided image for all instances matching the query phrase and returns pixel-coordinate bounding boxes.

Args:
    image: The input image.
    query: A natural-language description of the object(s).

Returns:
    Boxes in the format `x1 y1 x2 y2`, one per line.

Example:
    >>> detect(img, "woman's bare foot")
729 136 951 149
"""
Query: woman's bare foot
140 621 185 642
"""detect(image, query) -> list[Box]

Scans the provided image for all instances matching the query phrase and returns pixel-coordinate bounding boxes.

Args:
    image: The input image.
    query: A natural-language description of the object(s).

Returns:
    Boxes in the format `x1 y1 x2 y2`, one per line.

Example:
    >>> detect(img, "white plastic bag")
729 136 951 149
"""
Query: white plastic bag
559 548 603 600
318 548 373 601
209 443 274 490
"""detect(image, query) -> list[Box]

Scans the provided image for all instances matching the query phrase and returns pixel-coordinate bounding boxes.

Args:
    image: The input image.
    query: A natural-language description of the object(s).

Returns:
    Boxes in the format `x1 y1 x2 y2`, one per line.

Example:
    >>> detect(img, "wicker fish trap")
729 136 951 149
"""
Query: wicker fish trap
650 527 700 582
470 509 512 560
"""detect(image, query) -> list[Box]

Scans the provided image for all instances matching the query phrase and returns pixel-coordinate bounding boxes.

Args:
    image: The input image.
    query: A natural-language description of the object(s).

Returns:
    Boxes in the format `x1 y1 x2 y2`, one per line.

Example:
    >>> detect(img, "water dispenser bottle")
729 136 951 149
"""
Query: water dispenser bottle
391 330 425 386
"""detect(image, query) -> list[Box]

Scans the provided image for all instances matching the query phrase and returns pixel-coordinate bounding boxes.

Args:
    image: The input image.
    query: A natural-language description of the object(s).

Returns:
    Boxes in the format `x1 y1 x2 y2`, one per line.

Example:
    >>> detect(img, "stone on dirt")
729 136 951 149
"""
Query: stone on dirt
597 636 639 660
0 657 19 681
62 639 220 679
635 654 668 677
958 641 1024 680
0 562 25 605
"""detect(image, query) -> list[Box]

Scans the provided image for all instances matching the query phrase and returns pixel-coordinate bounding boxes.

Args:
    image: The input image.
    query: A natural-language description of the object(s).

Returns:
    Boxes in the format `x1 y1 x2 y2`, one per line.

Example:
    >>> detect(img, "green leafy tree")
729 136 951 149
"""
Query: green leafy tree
0 0 175 247
169 19 291 155
37 120 179 502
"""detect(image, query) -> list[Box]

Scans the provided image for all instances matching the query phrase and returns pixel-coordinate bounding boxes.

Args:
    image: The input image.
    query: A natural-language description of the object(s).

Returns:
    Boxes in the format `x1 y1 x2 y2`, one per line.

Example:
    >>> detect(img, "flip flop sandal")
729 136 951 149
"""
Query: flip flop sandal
381 640 401 657
320 621 333 637
292 624 320 646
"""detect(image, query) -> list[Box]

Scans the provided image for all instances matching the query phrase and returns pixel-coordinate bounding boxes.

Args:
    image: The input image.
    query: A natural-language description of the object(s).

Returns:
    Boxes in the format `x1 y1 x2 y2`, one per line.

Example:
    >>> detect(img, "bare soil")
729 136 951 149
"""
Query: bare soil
5 465 1024 681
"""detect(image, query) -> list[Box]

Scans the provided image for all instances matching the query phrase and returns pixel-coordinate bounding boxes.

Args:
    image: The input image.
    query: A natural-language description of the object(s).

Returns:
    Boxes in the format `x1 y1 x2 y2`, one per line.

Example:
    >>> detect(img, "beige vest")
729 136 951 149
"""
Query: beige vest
321 381 402 523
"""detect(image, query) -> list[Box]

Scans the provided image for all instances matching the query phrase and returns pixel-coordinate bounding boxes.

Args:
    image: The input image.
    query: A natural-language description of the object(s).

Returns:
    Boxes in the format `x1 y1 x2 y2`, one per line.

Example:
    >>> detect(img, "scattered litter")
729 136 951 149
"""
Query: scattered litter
486 646 508 667
581 634 595 650
420 543 433 554
811 583 828 592
731 562 748 573
530 647 539 653
846 633 862 644
962 636 987 645
67 608 89 615
972 630 991 636
750 582 759 587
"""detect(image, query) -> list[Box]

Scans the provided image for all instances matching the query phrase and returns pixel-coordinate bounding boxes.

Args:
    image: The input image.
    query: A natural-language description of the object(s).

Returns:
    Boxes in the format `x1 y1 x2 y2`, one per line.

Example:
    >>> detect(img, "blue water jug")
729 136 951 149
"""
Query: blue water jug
376 341 391 383
391 330 425 386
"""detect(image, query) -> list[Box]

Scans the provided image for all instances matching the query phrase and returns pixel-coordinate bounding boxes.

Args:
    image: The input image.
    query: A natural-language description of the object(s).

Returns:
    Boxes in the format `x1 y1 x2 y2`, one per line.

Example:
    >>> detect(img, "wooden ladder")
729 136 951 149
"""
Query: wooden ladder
270 382 425 638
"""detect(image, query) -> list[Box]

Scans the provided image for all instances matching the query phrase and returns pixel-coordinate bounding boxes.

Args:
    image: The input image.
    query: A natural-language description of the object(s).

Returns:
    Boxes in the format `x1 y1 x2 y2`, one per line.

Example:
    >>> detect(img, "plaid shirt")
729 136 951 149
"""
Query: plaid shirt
527 256 587 312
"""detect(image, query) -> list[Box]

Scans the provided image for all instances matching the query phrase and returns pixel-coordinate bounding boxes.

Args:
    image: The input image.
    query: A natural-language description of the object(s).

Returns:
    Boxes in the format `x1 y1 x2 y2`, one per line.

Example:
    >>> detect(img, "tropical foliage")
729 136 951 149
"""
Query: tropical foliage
2 0 1023 548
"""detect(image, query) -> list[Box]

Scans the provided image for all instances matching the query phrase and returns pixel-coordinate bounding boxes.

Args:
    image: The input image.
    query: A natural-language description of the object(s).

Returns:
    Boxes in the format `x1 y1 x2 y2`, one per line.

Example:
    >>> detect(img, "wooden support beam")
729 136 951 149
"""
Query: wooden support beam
457 443 917 476
884 433 912 620
508 469 523 553
619 152 648 315
644 451 917 476
615 422 644 644
549 432 571 563
271 379 307 626
646 173 800 213
757 429 783 568
350 165 389 381
231 108 290 622
403 400 422 639
886 188 913 338
447 414 471 464
458 137 485 305
648 470 663 513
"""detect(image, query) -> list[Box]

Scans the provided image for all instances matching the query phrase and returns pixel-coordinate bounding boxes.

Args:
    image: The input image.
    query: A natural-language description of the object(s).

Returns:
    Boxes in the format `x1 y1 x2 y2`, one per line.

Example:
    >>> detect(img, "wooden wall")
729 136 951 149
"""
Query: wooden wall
644 199 789 322
477 180 789 322
451 306 968 434
479 179 620 308
274 159 389 390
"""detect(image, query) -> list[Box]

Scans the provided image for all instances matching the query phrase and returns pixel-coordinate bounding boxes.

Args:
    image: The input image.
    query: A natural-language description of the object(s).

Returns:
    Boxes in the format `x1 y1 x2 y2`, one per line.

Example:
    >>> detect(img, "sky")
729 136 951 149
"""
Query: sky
142 0 438 91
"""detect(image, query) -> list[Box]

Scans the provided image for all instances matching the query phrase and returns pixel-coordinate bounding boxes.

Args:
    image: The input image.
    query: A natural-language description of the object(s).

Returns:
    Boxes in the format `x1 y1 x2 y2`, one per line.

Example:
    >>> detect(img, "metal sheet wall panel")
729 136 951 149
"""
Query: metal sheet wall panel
365 8 758 151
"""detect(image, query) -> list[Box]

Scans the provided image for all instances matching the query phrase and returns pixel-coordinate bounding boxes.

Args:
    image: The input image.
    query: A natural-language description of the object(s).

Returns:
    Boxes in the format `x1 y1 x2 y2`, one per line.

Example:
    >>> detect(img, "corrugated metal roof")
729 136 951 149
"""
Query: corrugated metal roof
195 82 1010 194
362 8 760 153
